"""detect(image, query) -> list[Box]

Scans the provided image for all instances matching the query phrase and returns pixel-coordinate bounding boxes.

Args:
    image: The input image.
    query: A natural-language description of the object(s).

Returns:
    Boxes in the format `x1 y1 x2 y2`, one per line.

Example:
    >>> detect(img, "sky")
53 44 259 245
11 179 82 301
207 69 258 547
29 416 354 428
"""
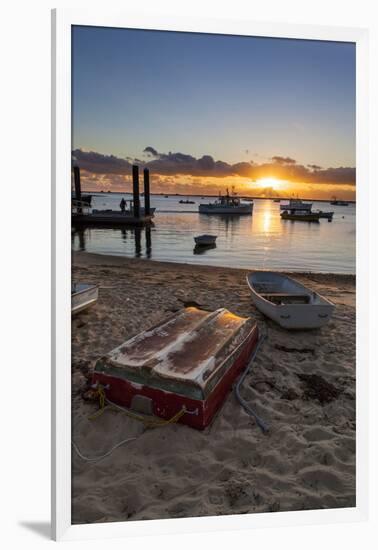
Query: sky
72 26 356 199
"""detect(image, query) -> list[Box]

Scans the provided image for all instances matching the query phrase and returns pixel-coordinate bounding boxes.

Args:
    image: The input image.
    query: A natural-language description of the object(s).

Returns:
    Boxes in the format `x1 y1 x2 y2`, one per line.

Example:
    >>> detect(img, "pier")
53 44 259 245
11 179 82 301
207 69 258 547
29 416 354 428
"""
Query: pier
72 164 154 227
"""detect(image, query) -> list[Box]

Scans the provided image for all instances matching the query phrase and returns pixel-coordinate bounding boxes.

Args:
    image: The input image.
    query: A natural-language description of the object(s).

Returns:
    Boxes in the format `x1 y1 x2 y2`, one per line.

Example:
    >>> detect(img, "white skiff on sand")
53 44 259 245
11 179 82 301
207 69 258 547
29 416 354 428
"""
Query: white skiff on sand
72 283 98 315
246 271 335 329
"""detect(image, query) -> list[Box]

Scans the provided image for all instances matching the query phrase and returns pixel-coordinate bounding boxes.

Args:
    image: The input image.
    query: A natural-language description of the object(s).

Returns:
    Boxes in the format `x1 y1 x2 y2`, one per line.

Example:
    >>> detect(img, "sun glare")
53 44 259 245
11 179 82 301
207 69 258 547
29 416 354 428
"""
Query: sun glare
256 177 283 189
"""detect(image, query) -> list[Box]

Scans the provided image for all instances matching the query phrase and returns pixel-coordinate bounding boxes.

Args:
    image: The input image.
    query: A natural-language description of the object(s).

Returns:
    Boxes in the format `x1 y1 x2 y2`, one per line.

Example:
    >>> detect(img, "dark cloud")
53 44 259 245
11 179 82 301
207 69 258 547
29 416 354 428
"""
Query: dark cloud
309 166 356 184
197 155 215 171
271 156 297 165
72 147 355 186
143 146 159 157
72 149 132 175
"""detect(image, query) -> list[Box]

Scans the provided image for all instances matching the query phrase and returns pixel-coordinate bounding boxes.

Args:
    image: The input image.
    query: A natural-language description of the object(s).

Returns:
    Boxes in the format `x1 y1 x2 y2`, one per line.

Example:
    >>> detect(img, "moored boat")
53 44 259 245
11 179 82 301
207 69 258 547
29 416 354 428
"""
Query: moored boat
281 209 320 222
280 199 312 211
246 271 335 329
194 234 217 246
199 188 253 215
72 283 98 315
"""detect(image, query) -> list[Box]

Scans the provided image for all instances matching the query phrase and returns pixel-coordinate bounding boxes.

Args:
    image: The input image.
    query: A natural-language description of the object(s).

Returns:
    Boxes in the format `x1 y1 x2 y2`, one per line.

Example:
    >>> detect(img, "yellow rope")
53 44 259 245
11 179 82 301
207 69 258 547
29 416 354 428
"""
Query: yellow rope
88 385 186 427
88 385 107 420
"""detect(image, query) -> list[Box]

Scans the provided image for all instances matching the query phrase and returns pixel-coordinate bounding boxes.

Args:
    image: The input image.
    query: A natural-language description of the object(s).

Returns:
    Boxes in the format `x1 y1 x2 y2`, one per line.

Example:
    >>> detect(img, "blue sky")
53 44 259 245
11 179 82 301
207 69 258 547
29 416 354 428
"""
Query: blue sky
72 26 356 197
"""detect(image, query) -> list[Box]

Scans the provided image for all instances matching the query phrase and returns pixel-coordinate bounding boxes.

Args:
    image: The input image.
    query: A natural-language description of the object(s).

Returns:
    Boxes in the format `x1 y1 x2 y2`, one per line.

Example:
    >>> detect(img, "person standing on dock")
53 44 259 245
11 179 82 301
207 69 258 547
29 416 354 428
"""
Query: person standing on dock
120 197 126 212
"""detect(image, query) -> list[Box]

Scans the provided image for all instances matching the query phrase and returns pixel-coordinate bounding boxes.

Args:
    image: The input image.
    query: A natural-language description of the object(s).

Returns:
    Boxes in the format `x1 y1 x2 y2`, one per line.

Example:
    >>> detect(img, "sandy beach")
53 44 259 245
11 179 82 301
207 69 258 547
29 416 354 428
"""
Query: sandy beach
72 251 356 524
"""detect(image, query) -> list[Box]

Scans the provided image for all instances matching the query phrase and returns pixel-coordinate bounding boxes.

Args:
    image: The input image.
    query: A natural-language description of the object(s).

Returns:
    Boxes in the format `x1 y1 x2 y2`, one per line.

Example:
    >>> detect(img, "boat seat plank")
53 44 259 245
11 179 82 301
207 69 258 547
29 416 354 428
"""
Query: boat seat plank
259 292 309 299
259 292 311 304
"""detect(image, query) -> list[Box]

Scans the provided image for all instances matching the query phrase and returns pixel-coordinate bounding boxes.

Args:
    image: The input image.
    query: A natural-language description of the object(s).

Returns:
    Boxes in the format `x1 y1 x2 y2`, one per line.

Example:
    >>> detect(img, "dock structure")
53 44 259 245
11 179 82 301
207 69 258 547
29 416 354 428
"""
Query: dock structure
72 164 154 227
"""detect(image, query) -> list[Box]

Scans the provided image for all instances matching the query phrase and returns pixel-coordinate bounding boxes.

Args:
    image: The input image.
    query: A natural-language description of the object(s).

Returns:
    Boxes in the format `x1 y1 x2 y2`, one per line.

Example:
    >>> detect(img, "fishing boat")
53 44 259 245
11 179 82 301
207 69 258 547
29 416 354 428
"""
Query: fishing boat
199 188 253 215
281 209 320 222
280 199 312 211
92 307 259 429
72 283 98 315
330 196 349 206
246 272 335 329
194 234 217 246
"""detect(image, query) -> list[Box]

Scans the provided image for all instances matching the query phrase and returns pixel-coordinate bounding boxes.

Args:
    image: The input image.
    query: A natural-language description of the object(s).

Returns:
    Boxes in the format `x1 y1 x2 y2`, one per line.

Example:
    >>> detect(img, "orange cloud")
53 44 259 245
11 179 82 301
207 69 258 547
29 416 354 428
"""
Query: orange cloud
72 148 356 199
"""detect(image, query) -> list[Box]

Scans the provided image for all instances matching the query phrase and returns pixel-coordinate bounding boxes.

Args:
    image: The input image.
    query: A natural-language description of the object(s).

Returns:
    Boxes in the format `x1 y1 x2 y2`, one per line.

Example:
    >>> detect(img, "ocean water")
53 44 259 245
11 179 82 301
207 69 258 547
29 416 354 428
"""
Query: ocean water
72 193 356 274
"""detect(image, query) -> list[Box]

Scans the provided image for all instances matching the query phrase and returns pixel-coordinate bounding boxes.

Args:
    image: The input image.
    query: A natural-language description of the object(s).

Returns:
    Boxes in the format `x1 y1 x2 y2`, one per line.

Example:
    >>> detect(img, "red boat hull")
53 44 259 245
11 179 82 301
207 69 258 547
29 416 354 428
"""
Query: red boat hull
92 324 258 430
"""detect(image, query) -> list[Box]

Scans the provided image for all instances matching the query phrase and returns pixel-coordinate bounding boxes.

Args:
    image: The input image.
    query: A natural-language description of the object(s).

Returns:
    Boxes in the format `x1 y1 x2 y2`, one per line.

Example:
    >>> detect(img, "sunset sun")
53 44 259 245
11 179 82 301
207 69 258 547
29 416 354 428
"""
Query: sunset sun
256 177 283 189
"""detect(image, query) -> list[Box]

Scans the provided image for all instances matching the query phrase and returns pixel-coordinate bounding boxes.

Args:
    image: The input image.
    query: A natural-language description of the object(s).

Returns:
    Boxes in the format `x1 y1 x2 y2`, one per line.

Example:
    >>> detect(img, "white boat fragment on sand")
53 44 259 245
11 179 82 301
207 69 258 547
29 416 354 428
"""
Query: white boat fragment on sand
72 283 99 315
246 271 335 329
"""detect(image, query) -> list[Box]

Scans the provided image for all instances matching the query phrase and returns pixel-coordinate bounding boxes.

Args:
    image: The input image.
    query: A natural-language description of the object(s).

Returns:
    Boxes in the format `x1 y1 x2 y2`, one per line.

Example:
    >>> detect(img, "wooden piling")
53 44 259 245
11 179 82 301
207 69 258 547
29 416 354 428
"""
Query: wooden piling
146 226 152 258
143 168 150 216
73 165 82 213
132 165 140 218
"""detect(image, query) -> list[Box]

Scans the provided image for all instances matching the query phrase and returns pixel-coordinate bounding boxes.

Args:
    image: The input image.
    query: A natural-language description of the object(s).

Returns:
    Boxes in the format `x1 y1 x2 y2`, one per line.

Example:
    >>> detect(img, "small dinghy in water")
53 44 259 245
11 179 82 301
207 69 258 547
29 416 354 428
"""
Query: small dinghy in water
194 234 217 246
246 271 335 329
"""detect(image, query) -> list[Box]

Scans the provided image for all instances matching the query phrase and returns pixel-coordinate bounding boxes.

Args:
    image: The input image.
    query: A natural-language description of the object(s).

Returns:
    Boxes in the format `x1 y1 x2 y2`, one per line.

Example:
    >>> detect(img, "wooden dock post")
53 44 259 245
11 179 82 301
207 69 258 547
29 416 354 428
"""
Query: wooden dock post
143 168 150 216
73 165 82 214
132 165 140 218
145 226 152 258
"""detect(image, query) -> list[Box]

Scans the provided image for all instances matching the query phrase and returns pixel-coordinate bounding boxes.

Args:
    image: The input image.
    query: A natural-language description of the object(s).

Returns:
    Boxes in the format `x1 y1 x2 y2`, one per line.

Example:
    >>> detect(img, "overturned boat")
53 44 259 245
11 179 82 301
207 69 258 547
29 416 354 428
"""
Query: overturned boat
246 271 335 329
92 307 259 429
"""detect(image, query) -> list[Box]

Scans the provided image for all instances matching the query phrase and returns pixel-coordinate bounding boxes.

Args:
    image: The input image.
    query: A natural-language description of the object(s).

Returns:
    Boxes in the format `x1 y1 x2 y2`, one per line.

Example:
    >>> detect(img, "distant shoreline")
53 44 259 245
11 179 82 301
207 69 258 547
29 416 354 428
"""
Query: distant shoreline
80 191 356 204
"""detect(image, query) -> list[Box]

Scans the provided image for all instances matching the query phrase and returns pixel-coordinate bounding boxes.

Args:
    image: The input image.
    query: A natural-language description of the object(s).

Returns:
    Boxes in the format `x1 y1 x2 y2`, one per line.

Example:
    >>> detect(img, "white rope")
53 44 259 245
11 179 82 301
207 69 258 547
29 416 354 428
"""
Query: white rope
72 436 138 463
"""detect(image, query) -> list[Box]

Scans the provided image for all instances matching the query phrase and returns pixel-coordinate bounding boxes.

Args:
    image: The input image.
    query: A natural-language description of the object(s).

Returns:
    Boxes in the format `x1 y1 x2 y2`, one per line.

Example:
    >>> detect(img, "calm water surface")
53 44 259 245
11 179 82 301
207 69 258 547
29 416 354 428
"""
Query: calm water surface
72 194 355 273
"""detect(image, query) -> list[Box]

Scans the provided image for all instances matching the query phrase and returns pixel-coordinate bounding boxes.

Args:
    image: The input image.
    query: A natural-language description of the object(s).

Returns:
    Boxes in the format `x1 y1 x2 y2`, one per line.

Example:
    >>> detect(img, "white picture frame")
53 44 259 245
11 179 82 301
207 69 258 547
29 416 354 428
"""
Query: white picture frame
51 8 369 541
